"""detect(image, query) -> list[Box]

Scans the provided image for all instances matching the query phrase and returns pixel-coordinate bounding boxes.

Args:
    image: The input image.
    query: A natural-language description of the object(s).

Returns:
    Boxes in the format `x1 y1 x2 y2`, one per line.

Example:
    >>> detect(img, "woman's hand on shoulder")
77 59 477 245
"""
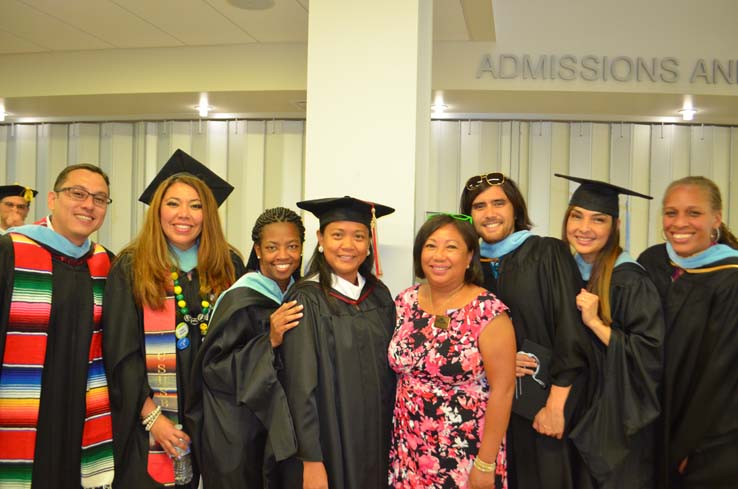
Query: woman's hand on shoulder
270 300 304 348
149 415 190 458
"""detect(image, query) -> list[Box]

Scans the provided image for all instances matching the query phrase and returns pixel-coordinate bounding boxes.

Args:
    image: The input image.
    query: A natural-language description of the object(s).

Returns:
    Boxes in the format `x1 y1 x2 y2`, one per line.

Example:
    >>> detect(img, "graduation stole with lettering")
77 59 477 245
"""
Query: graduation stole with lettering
0 233 114 489
142 290 179 486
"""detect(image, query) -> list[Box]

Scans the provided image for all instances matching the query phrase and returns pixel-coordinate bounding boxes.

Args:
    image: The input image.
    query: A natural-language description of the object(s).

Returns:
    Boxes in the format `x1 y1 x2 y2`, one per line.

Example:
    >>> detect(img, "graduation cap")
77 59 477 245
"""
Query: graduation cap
297 196 395 276
296 196 394 228
138 149 234 206
0 184 38 203
555 173 652 217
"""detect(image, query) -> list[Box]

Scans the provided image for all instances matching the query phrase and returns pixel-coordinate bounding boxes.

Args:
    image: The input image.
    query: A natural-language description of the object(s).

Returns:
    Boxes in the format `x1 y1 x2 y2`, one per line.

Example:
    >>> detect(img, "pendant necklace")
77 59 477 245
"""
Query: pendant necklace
427 282 466 330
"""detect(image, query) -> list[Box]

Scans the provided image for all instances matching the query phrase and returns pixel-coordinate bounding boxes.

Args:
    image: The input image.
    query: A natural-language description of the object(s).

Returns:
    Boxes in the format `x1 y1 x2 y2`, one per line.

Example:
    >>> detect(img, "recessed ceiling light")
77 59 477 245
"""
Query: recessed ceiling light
193 104 213 118
679 108 696 121
431 103 448 113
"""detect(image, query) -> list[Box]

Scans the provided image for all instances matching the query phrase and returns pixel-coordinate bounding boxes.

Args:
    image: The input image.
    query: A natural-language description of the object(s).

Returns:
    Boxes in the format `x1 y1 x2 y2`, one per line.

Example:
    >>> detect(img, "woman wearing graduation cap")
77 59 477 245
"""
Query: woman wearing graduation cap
637 176 738 489
103 149 246 489
0 183 38 233
556 174 663 489
186 207 305 489
278 196 397 489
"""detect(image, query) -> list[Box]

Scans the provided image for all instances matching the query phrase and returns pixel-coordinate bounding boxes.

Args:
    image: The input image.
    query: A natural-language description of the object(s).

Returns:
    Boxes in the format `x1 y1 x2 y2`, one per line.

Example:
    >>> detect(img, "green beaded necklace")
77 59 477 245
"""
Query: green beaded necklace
171 271 213 336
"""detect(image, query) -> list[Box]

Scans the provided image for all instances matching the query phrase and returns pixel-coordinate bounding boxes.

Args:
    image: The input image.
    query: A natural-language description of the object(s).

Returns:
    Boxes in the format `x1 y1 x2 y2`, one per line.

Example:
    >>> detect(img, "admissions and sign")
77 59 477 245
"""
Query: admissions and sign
476 54 738 84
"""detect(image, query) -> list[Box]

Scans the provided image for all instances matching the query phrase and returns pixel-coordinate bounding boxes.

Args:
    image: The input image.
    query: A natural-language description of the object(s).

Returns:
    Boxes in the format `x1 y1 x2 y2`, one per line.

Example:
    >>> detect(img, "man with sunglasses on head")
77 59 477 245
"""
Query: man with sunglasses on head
0 183 38 234
460 172 595 489
0 164 116 489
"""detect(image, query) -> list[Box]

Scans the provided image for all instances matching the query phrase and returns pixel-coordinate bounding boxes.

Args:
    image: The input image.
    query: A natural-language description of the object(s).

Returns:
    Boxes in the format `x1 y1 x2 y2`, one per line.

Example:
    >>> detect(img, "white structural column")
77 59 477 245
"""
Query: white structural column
303 1 433 295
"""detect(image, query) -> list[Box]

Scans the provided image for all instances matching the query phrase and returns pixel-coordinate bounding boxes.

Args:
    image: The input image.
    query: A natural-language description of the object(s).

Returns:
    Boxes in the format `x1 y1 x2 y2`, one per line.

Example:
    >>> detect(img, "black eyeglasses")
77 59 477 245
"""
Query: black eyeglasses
465 172 506 190
55 186 112 207
1 201 30 211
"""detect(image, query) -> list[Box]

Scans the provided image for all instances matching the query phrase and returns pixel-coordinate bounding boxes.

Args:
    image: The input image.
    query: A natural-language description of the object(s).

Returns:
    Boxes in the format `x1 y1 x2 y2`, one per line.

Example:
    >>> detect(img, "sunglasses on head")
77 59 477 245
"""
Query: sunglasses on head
426 212 473 224
465 172 506 191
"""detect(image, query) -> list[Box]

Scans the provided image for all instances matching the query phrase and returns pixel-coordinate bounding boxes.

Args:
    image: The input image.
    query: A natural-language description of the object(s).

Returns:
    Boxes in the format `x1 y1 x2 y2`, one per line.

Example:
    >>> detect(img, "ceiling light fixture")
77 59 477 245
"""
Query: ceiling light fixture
679 108 696 121
195 93 212 118
194 104 213 118
431 103 448 114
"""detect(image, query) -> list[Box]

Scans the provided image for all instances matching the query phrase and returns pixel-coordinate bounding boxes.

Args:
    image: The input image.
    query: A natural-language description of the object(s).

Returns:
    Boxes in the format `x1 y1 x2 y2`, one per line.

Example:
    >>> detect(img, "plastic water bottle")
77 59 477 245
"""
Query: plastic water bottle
173 424 193 485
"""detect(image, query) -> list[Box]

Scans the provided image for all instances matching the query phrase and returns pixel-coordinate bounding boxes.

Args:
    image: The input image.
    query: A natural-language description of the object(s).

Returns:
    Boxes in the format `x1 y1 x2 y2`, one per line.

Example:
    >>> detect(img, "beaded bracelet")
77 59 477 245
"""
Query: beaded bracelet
141 405 162 431
141 405 160 426
144 409 161 432
473 456 496 473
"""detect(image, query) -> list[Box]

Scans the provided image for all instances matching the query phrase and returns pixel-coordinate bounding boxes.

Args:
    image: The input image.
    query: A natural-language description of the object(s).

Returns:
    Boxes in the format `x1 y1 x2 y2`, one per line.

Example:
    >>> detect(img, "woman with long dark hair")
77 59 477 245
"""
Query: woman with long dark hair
278 196 396 489
557 174 663 489
638 176 738 489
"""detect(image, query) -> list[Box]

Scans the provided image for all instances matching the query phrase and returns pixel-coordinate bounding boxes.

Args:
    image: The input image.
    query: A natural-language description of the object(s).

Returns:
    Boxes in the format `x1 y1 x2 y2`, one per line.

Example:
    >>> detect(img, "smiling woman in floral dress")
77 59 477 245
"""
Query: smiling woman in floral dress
388 214 516 489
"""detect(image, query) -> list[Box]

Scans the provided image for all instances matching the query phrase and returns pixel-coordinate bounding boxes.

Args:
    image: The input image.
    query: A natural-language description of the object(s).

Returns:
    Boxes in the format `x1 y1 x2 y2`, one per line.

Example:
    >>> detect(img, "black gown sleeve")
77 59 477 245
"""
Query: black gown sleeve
278 284 323 462
543 238 592 387
570 264 664 482
102 255 159 489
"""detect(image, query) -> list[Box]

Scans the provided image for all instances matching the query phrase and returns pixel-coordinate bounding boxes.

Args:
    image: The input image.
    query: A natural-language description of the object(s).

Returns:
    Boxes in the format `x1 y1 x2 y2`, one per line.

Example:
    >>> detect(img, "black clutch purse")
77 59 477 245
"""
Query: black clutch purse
511 339 552 420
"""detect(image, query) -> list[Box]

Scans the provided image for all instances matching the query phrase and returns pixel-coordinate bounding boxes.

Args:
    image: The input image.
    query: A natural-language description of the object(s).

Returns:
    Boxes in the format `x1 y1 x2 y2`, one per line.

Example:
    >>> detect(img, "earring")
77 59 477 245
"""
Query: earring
467 264 470 269
257 256 261 260
367 249 371 256
661 229 668 242
711 227 721 243
318 245 324 253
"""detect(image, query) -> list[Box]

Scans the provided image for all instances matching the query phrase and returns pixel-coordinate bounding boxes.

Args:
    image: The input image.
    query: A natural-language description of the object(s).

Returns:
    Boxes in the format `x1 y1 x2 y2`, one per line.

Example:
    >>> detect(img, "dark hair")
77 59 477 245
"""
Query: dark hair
246 207 306 282
53 164 110 190
413 215 484 286
561 205 620 325
664 175 738 249
304 222 377 300
459 174 533 232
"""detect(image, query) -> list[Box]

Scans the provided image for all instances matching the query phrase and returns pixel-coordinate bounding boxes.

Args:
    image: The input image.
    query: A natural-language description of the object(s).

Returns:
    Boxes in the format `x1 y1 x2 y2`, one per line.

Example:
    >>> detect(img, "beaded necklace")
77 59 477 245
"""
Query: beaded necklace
171 270 213 336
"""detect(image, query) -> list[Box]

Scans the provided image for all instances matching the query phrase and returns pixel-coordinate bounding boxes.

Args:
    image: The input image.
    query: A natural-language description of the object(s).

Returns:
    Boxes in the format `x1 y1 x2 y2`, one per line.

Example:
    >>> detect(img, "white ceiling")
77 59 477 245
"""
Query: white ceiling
1 1 737 124
0 0 481 54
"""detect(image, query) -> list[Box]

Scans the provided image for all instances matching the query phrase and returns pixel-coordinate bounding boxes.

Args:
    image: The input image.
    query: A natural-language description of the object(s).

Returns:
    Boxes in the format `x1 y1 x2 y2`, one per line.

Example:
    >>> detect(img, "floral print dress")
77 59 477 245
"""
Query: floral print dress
388 285 509 489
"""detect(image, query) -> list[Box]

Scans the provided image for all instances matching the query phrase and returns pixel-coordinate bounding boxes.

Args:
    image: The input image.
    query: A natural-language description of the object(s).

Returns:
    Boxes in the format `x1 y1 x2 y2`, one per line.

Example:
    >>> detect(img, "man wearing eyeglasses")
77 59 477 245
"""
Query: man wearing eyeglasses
0 164 116 489
0 183 37 234
459 172 595 489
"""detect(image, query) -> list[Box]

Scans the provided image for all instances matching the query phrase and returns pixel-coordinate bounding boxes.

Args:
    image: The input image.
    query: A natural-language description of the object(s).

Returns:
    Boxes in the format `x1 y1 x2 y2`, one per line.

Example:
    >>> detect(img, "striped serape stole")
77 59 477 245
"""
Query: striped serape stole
0 234 114 489
143 296 178 486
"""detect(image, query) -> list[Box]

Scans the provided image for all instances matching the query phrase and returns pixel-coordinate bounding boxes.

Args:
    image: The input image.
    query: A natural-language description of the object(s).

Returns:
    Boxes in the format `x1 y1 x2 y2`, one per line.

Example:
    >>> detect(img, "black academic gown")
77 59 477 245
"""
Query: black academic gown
569 262 663 489
482 236 595 489
278 278 396 489
0 234 115 489
186 284 297 489
103 252 245 489
638 244 738 489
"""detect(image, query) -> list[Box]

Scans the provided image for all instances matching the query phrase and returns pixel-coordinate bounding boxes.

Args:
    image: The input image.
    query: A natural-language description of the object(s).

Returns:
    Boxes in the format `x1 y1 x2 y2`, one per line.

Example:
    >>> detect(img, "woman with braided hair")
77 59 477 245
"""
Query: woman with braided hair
187 206 305 489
